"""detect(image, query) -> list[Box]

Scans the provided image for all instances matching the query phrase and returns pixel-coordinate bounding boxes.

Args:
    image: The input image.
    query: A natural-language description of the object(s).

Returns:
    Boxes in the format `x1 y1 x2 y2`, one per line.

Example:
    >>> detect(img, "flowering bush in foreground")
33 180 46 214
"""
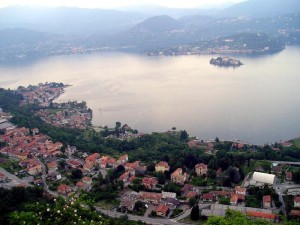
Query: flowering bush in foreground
9 196 109 225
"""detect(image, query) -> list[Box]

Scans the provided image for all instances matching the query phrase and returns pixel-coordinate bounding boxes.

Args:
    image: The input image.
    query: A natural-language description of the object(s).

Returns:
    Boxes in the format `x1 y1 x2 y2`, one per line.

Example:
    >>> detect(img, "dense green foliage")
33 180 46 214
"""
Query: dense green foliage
191 204 200 221
205 209 271 225
0 187 45 224
0 186 145 225
9 197 109 225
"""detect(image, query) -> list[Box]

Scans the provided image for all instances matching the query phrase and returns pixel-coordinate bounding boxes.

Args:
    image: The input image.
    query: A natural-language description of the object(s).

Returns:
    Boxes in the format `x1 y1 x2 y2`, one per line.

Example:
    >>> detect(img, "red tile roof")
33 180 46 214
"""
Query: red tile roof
142 177 158 187
155 161 170 169
86 153 100 162
186 191 197 198
202 193 214 200
139 192 163 201
181 184 194 193
286 172 293 179
82 176 92 182
290 210 300 217
57 184 71 192
246 211 276 220
263 195 271 203
234 186 246 194
76 181 85 188
156 204 169 215
47 161 58 169
119 172 130 181
230 194 238 203
195 163 207 170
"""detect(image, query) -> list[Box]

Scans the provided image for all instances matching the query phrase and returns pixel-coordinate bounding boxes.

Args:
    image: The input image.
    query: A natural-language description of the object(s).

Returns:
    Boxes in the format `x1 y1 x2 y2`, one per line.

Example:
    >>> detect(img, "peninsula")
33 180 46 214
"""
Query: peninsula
210 56 243 67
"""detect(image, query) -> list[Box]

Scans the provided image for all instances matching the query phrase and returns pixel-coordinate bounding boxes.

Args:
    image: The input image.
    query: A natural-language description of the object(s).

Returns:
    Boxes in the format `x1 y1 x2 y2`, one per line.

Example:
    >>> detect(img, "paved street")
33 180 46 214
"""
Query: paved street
37 158 59 197
0 167 31 188
95 206 190 225
273 183 300 216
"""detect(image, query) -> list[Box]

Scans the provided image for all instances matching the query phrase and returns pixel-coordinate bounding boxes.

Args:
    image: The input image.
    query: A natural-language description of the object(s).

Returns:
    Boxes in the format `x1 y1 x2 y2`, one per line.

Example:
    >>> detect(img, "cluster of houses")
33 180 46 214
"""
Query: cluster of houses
187 139 294 154
36 107 92 130
18 83 64 107
54 152 132 196
117 161 208 217
116 158 300 221
0 127 63 176
17 83 92 129
1 123 300 222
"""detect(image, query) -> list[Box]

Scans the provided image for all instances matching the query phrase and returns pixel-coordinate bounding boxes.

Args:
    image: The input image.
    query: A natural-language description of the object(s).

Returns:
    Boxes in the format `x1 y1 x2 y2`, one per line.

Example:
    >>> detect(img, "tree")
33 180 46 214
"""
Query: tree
184 154 197 169
292 169 300 184
133 201 146 215
205 209 272 225
188 197 197 207
219 197 230 205
190 205 199 221
58 160 66 170
115 165 125 177
215 137 220 143
116 121 121 129
146 163 155 172
134 201 145 212
229 167 241 184
156 172 166 185
180 130 189 142
71 169 83 179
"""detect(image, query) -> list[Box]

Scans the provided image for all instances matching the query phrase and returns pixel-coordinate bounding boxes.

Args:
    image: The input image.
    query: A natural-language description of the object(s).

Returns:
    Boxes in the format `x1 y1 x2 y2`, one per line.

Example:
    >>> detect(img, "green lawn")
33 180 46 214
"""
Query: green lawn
243 160 271 174
0 158 22 174
293 138 300 149
95 199 119 210
245 195 261 208
170 208 183 218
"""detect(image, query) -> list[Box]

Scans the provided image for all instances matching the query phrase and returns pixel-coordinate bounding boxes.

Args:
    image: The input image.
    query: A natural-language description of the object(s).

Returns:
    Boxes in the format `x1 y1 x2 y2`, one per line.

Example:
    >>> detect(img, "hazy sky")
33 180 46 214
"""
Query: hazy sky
0 0 245 9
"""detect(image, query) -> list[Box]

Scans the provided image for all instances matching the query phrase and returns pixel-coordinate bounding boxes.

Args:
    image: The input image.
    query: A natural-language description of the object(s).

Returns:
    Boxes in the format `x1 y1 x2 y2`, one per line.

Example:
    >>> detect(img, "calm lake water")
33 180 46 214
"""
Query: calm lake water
1 46 300 144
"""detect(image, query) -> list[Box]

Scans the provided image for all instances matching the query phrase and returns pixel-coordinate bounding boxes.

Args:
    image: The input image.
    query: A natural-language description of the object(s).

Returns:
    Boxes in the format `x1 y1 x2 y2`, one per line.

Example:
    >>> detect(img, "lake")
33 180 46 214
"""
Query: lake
1 46 300 144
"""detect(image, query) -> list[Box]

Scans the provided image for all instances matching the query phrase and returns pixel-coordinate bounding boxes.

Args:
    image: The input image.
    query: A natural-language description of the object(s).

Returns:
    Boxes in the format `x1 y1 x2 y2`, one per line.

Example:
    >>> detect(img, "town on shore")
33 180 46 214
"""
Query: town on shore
1 82 300 224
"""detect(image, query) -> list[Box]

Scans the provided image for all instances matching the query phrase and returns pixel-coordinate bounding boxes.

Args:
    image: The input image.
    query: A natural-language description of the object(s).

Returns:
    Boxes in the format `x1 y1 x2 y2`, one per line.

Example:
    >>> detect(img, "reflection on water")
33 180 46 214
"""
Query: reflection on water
1 46 300 144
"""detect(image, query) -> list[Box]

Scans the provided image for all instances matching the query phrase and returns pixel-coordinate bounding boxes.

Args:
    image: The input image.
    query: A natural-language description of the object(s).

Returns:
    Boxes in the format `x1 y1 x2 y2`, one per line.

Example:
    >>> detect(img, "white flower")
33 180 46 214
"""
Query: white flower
74 209 77 213
57 210 60 213
47 208 50 212
54 199 56 201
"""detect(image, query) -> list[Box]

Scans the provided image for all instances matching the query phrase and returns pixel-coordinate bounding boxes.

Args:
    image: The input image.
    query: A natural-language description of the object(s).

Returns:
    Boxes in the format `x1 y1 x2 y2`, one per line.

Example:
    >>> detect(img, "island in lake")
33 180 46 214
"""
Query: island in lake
210 56 243 67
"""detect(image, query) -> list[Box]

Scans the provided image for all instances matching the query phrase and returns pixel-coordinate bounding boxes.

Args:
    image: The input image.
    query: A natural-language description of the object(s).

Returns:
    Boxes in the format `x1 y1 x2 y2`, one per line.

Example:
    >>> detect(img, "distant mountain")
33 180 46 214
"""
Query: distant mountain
106 11 300 50
132 15 182 33
0 28 54 48
118 5 220 18
0 6 147 35
146 32 285 56
101 15 187 50
219 0 300 18
0 5 299 60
